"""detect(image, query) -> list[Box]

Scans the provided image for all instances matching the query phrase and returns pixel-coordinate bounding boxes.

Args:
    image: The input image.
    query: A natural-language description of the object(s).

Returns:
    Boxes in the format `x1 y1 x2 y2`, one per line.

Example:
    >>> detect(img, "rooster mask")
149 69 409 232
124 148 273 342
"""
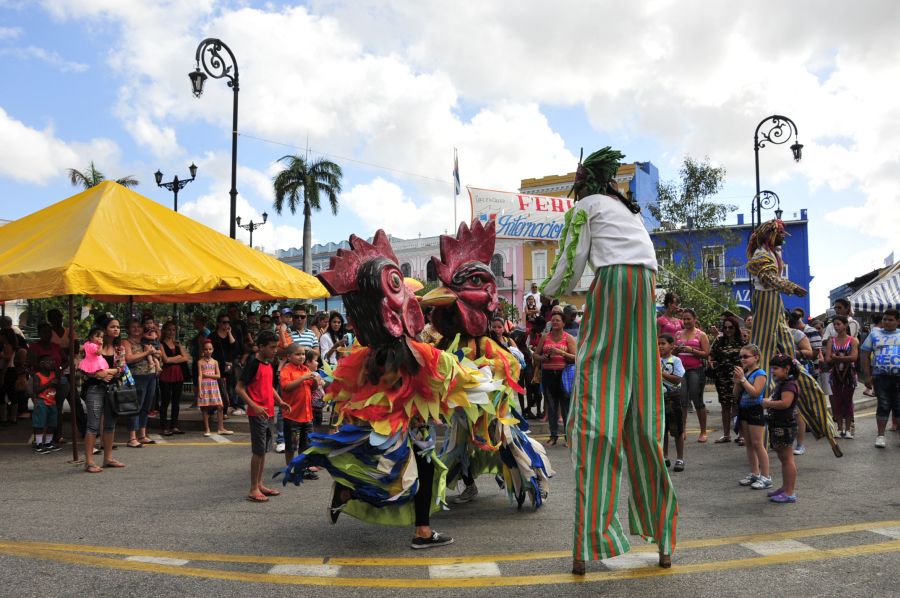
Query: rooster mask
420 219 499 338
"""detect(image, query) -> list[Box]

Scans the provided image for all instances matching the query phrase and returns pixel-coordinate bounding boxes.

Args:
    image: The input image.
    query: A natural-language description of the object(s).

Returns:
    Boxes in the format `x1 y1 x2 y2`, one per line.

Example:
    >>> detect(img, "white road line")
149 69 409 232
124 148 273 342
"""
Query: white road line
268 564 341 577
741 540 813 556
600 551 660 570
125 556 189 566
148 434 167 444
208 434 231 443
870 526 900 539
429 563 502 578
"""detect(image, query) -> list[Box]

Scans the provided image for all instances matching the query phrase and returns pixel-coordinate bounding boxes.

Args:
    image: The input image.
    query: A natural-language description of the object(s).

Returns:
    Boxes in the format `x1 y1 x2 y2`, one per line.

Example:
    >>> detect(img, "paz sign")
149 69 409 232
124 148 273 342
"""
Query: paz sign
468 187 573 241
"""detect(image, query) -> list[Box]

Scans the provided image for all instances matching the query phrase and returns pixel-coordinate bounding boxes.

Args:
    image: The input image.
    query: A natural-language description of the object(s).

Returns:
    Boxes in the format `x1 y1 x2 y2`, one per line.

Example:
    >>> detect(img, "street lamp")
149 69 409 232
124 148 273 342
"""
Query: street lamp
751 190 782 224
190 38 240 239
154 163 198 212
501 272 515 306
236 212 267 247
753 114 802 228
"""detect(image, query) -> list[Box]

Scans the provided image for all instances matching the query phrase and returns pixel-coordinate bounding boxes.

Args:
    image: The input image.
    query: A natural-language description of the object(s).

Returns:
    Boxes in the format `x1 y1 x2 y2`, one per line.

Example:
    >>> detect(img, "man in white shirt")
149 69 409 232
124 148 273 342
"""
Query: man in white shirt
523 282 541 312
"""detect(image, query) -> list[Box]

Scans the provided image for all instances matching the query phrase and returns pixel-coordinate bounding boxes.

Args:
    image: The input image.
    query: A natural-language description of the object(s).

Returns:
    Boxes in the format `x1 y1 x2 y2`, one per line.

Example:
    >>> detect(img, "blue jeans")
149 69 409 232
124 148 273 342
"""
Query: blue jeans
130 374 157 431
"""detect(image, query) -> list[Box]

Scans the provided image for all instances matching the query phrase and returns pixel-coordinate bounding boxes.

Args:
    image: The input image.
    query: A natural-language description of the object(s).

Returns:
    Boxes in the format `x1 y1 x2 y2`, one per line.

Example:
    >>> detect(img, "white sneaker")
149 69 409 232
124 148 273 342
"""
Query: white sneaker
738 473 759 486
844 430 853 439
751 475 773 490
275 442 286 453
793 444 806 456
451 484 478 504
875 436 886 448
232 408 246 416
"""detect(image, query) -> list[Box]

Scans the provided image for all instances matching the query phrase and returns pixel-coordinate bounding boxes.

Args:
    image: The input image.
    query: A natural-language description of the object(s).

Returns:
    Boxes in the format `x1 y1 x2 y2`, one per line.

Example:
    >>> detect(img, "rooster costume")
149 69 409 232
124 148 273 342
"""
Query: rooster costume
747 219 841 457
282 231 480 540
420 220 554 509
541 147 678 574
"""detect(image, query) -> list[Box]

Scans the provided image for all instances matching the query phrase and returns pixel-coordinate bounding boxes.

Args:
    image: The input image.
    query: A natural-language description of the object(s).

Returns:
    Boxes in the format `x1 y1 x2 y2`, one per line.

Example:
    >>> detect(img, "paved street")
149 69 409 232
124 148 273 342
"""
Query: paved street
1 394 898 597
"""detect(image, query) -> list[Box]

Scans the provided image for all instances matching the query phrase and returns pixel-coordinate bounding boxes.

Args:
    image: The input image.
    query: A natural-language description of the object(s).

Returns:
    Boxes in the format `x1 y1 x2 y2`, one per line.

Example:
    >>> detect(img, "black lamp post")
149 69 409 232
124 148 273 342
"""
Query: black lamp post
236 212 267 247
751 190 783 225
154 163 197 212
753 114 802 228
190 38 239 239
502 272 515 306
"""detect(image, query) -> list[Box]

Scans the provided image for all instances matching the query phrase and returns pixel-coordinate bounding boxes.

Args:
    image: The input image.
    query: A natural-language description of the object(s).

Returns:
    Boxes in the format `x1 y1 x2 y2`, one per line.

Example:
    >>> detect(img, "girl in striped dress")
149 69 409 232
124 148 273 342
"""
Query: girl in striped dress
541 147 677 575
197 338 231 437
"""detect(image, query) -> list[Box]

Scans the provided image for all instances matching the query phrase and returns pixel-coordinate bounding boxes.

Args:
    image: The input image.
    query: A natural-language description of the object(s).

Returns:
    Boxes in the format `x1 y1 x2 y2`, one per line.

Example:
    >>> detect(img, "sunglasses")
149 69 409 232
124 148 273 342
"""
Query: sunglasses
294 314 307 319
219 320 231 324
723 325 735 329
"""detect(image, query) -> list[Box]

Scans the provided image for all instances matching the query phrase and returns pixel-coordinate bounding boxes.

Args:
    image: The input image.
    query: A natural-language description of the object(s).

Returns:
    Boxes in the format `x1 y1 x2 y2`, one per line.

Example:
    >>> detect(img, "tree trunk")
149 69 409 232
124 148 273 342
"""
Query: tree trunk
303 201 313 275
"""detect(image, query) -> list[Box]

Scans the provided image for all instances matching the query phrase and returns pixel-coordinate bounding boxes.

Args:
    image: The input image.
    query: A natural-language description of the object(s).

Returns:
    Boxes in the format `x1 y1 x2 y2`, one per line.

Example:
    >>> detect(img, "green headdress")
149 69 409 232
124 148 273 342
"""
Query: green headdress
570 146 626 199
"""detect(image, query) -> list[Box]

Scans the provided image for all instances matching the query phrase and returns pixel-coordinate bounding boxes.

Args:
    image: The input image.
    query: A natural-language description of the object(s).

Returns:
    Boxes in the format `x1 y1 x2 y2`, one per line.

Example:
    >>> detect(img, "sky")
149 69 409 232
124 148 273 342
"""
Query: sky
1 0 898 315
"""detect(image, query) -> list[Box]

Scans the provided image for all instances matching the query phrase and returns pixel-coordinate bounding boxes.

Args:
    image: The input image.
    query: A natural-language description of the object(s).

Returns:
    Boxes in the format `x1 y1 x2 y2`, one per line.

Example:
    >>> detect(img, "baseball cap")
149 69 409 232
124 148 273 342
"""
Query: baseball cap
281 307 293 315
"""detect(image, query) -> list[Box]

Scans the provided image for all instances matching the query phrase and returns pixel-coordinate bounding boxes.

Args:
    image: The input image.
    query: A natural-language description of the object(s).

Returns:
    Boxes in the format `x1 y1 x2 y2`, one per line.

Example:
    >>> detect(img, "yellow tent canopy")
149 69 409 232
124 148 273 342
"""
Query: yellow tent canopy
0 181 327 302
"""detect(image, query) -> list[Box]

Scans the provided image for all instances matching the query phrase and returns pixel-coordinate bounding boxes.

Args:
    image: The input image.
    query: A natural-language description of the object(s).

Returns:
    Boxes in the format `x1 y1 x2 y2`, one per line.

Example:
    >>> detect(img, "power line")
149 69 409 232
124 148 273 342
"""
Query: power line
238 132 453 185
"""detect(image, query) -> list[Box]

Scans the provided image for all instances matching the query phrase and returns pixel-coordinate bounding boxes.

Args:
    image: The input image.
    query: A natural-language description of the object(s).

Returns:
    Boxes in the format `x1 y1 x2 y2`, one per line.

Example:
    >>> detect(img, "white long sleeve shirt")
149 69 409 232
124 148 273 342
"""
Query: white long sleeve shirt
542 194 657 297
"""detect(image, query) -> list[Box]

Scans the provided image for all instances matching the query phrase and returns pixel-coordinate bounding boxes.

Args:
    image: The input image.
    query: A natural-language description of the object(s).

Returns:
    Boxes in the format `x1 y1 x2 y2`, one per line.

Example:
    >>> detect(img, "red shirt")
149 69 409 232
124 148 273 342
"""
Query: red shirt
240 357 276 417
280 363 315 423
34 371 58 407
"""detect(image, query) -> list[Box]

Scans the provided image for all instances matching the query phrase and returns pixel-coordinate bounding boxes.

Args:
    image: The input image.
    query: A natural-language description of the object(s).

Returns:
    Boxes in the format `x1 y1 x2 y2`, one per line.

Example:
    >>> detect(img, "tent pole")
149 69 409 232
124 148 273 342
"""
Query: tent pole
68 295 80 463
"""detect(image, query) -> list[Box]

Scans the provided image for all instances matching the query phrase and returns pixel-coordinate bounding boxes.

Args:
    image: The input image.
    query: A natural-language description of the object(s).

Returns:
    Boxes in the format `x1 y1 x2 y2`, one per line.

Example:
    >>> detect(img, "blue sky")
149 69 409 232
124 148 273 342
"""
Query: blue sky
2 1 898 315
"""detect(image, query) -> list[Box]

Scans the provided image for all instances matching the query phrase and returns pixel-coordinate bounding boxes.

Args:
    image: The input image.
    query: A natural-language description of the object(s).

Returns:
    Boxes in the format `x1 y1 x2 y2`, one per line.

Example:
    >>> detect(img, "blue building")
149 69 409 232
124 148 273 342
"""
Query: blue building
651 209 812 316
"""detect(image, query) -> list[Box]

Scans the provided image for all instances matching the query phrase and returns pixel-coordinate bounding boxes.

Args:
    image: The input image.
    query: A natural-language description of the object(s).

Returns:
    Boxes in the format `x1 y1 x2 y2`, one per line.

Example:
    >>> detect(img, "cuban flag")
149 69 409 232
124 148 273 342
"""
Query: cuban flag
453 149 460 196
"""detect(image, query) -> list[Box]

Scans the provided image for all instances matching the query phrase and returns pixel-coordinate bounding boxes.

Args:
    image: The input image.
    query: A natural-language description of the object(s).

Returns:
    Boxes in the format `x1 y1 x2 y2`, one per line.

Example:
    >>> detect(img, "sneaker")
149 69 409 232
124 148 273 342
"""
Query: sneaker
770 493 797 503
751 476 773 490
673 459 685 472
767 487 785 498
452 484 479 504
738 473 759 486
844 430 853 440
44 442 62 452
275 442 286 454
33 444 48 455
838 430 846 438
410 530 454 549
875 436 886 448
232 408 246 416
793 444 806 456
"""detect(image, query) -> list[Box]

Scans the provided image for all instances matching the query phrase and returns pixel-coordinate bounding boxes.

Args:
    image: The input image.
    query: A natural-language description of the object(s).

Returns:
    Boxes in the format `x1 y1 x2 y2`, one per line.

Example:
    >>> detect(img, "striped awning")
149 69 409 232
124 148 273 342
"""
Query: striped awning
850 262 900 313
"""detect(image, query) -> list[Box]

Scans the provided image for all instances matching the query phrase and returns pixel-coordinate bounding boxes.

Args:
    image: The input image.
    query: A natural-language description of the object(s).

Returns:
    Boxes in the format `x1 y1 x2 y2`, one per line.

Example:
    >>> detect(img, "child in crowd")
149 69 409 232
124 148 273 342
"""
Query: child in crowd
762 354 800 503
31 355 60 454
237 330 290 503
659 334 686 471
305 350 327 428
733 344 771 489
279 343 318 477
142 319 162 374
197 338 233 437
78 328 109 375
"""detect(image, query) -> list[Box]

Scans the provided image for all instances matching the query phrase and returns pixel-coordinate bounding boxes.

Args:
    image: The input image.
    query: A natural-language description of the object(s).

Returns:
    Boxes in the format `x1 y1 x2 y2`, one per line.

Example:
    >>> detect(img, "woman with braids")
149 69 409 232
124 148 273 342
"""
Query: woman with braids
541 146 677 575
746 219 842 457
708 315 745 443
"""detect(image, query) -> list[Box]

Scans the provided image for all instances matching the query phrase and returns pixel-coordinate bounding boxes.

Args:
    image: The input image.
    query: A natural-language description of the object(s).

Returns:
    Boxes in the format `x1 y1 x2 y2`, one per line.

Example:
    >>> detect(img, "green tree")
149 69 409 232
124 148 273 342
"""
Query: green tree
649 156 732 229
67 161 139 189
272 155 343 274
658 262 739 330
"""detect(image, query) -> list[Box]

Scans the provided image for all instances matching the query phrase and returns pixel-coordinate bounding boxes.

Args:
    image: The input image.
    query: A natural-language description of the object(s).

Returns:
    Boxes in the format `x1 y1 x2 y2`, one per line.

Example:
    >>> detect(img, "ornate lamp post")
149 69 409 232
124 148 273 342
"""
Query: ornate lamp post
753 114 802 228
189 38 240 239
236 212 267 248
154 163 197 212
751 190 783 225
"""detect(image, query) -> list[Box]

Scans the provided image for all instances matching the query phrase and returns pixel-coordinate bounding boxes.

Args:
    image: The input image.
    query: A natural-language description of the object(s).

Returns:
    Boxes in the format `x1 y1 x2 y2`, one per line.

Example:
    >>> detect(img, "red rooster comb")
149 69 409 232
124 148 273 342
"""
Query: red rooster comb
318 229 400 295
432 219 496 284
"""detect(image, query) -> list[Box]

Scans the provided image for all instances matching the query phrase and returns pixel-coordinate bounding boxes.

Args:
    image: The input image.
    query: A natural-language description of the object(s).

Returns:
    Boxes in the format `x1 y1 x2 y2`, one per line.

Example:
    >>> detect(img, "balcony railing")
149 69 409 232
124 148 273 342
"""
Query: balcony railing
656 264 789 286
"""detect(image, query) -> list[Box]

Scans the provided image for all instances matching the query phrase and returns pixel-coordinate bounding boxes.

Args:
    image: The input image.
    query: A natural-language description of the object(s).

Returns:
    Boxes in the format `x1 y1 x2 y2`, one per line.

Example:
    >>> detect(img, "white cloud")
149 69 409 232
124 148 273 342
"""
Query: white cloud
0 26 22 40
341 177 458 239
0 45 88 72
0 106 117 184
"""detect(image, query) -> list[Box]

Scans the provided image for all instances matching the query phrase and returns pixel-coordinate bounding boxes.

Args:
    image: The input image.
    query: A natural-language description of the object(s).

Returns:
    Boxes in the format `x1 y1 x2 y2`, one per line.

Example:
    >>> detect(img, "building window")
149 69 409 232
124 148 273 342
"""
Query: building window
490 254 504 278
400 262 411 278
426 261 437 282
702 245 725 280
655 247 673 269
532 250 547 282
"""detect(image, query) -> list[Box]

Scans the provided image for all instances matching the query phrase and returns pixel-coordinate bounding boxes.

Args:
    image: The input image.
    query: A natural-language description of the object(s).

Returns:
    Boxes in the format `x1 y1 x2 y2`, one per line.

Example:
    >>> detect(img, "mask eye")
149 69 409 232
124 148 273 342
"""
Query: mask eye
389 271 402 291
469 275 484 287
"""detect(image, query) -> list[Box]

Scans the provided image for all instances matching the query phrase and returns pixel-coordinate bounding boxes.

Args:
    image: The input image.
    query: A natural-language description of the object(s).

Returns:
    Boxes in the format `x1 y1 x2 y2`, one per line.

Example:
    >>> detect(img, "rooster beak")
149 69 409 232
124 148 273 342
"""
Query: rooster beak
419 285 457 306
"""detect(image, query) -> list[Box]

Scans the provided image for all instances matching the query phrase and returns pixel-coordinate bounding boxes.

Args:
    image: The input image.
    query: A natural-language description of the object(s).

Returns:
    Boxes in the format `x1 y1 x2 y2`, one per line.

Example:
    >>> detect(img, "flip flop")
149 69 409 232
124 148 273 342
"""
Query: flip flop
85 464 103 473
217 430 235 435
203 432 212 437
139 438 156 444
126 441 143 448
246 493 269 503
697 434 708 443
172 428 185 435
260 487 281 497
103 460 125 468
714 436 732 444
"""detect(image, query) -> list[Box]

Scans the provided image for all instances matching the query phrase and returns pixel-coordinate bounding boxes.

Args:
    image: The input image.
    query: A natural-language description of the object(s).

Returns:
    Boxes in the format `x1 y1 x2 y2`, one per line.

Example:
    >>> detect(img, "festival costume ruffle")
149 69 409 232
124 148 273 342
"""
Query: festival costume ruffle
281 339 480 526
439 336 554 509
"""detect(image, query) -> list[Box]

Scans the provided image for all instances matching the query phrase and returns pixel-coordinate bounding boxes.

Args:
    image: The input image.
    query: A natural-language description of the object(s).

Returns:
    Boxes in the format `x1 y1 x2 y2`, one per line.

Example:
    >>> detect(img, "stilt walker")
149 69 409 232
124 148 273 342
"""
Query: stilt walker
541 147 678 575
746 219 842 457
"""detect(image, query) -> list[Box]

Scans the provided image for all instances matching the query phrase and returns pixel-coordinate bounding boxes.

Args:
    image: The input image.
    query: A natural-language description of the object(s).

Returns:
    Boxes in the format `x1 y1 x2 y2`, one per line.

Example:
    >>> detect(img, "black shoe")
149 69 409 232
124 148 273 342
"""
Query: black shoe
410 531 454 549
329 483 350 524
33 444 48 455
44 442 63 453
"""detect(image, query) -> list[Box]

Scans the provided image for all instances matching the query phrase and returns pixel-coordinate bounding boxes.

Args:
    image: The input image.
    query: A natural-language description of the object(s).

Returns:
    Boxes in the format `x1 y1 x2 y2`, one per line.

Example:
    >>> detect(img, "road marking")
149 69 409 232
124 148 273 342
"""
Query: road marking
742 540 812 556
1 539 899 588
870 526 900 539
429 562 501 578
601 551 660 570
269 564 340 577
125 556 189 566
2 519 899 568
208 434 231 443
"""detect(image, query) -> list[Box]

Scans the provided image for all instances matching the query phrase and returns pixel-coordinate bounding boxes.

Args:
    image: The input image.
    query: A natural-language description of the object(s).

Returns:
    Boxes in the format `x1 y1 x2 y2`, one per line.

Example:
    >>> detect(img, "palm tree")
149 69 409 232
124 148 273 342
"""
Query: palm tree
272 154 343 274
67 161 139 189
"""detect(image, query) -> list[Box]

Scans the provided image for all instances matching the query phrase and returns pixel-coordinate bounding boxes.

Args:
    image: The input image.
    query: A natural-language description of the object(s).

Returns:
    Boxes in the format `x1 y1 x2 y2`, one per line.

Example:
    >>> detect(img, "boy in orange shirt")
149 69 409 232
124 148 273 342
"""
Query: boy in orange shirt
279 343 319 478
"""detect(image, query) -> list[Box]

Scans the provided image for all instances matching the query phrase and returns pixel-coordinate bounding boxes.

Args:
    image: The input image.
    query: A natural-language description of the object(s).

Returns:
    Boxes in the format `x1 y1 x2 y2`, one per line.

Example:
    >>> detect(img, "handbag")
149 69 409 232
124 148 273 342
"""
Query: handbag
561 363 576 395
107 382 140 417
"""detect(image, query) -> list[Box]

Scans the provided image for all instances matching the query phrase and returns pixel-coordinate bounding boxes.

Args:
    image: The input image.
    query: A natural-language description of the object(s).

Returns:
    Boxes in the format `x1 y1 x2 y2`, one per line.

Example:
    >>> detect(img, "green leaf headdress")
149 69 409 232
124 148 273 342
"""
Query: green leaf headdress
569 146 626 199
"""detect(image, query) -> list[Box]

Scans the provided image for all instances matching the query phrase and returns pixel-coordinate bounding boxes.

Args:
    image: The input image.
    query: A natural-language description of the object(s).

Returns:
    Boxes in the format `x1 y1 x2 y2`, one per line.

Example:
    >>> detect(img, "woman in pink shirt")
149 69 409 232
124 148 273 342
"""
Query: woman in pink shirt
657 292 684 337
534 313 577 446
675 309 710 442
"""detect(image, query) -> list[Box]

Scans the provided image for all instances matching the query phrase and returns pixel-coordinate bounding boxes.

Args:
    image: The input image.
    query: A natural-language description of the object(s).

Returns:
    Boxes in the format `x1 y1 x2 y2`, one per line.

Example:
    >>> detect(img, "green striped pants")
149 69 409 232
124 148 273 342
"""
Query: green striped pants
569 264 679 561
751 289 837 441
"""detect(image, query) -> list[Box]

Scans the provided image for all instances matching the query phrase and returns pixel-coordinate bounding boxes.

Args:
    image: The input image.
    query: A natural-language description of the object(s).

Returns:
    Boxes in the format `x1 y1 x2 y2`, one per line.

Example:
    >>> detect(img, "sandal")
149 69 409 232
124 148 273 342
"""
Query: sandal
85 464 103 473
103 460 125 468
246 493 269 503
172 428 185 435
126 441 143 448
217 429 234 435
139 437 156 445
203 432 212 437
697 434 708 443
714 436 732 444
259 487 281 497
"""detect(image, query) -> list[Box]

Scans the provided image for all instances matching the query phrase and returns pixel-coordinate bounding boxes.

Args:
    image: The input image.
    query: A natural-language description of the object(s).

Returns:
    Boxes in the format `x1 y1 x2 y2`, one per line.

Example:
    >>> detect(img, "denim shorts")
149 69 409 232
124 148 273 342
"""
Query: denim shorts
84 384 117 435
739 404 765 427
31 400 58 429
874 375 900 421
